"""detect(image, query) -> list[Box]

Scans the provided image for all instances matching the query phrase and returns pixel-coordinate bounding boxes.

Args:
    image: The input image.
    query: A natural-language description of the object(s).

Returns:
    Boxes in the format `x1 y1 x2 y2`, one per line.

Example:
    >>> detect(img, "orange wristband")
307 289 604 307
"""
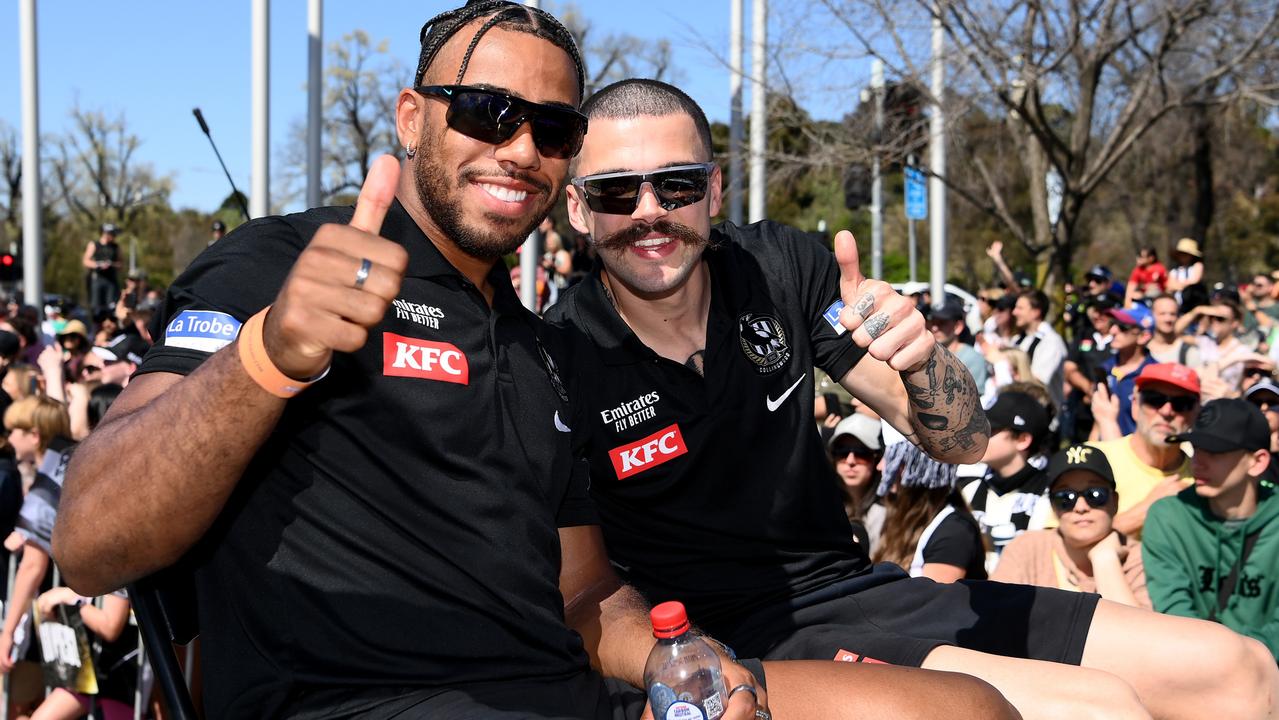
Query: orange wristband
237 306 324 398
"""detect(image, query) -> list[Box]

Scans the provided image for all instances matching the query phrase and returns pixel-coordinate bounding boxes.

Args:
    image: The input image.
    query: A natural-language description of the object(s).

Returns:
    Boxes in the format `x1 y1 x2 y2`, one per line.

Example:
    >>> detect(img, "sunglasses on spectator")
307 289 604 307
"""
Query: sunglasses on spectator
830 445 876 463
415 85 588 160
1244 368 1271 380
1249 396 1279 413
1138 389 1198 412
1050 486 1113 512
572 164 715 214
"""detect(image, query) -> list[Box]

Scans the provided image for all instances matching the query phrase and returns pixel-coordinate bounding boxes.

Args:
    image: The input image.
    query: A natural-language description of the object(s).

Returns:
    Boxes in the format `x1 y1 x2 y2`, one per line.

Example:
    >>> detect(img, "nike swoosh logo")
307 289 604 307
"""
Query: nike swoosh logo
766 373 807 412
554 411 572 433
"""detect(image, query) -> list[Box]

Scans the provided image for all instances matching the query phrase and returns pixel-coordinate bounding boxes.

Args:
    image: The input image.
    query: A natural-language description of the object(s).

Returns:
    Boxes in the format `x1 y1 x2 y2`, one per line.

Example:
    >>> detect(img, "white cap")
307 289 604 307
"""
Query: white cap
828 413 883 451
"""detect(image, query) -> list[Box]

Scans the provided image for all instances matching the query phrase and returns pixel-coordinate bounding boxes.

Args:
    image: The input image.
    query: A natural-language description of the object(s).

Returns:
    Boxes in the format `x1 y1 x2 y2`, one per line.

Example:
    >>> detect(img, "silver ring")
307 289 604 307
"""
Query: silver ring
354 257 372 290
755 711 771 720
729 684 757 698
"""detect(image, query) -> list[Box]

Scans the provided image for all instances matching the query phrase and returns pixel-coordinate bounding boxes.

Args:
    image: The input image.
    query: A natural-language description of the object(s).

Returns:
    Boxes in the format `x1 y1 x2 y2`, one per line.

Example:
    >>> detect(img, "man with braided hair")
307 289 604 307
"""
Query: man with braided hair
52 3 1017 719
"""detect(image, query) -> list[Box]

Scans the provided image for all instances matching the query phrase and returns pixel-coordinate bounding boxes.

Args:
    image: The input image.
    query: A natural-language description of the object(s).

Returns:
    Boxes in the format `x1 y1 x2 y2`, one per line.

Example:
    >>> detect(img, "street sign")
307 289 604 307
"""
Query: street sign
905 166 927 220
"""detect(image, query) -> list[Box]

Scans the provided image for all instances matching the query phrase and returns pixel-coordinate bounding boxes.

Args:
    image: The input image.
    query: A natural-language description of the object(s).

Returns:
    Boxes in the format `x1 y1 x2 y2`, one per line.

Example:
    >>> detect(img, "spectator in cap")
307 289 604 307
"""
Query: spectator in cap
1143 399 1279 659
1167 238 1205 304
210 219 227 246
86 334 148 388
1101 304 1158 436
1083 264 1121 304
874 439 986 582
1125 247 1168 307
993 444 1150 609
1090 363 1198 539
92 309 122 348
1012 289 1069 414
1245 380 1279 456
926 300 988 393
960 391 1054 570
83 223 122 316
1147 294 1202 369
827 413 886 551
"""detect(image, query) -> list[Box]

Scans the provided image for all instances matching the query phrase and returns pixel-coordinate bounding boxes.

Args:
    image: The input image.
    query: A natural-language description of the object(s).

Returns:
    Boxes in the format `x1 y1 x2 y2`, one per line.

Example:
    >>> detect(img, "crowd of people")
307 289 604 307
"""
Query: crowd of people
820 239 1279 664
0 2 1267 719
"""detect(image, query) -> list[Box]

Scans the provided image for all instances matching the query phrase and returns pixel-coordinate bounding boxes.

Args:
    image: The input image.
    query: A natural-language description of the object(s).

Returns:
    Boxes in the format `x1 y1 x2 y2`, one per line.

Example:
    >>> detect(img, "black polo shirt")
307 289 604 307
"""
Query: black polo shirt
546 220 872 641
138 201 595 718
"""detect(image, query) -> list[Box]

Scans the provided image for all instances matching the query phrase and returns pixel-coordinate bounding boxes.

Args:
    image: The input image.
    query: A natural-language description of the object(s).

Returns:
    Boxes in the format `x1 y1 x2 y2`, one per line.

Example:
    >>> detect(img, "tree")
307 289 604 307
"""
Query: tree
277 31 404 209
793 0 1279 287
551 2 683 97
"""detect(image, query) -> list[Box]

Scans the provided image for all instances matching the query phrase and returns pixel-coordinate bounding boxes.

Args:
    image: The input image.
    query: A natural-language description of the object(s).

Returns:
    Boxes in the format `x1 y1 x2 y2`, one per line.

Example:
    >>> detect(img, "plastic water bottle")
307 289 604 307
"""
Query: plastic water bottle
643 601 727 720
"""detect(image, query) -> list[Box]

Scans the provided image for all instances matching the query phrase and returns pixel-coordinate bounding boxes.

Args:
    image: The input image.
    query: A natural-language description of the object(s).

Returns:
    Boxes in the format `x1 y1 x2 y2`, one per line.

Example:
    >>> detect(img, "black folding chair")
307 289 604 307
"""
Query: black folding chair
128 565 199 720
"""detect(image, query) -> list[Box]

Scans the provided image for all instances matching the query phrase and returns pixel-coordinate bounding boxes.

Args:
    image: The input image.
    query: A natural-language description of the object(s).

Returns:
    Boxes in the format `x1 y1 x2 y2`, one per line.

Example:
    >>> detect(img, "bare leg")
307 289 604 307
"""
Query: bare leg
922 645 1150 720
28 688 86 720
1080 599 1278 719
762 660 1020 720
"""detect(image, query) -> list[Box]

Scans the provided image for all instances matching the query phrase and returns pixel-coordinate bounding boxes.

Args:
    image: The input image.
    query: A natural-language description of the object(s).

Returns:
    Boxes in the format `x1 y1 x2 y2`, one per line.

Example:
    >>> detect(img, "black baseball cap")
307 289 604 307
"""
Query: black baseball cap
994 294 1018 311
926 299 965 322
985 391 1049 444
212 220 226 232
1046 444 1116 489
91 333 150 366
1085 265 1113 281
1167 398 1269 453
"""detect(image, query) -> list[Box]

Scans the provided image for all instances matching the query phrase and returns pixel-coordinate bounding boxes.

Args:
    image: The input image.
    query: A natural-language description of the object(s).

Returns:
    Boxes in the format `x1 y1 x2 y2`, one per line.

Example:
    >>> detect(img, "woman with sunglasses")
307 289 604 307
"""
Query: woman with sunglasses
993 444 1150 609
827 414 886 552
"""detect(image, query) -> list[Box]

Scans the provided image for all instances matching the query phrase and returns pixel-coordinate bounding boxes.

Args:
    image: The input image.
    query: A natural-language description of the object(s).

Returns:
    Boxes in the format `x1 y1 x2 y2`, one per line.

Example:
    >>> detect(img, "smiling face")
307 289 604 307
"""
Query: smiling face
567 113 722 298
400 23 579 261
1052 471 1117 549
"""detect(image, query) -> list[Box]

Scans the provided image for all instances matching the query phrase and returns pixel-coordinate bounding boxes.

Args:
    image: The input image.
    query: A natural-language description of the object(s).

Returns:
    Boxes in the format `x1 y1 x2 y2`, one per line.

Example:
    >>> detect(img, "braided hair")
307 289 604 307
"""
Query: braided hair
414 0 585 99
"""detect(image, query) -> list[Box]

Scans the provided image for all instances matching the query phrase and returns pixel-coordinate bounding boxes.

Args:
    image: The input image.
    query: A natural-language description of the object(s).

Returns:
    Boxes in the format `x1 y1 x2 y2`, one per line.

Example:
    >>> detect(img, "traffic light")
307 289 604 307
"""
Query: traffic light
0 254 18 283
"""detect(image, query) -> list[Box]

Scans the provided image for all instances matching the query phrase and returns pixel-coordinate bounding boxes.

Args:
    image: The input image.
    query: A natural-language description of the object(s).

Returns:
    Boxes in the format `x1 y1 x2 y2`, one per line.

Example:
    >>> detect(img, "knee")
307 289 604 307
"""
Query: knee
1217 635 1277 719
940 672 1022 720
1074 672 1150 720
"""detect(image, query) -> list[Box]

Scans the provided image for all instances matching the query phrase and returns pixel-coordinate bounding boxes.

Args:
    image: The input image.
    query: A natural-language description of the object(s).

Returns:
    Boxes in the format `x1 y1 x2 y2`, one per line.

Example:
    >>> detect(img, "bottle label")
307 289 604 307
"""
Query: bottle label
664 701 706 720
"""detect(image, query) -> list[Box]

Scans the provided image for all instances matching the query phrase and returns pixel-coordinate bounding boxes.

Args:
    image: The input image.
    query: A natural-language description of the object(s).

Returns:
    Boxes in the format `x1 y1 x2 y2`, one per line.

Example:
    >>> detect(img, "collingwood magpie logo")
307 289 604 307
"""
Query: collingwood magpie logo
738 312 791 375
536 339 569 403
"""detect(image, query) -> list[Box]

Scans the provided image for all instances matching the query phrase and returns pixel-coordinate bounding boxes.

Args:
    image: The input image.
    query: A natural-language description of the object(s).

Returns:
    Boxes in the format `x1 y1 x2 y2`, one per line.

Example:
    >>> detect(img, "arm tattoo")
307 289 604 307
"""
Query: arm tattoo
901 343 989 460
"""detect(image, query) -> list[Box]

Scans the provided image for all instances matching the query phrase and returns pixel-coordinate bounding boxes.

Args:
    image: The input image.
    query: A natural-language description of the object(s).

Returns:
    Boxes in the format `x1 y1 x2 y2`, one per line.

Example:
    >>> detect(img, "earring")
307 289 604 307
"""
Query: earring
405 145 417 159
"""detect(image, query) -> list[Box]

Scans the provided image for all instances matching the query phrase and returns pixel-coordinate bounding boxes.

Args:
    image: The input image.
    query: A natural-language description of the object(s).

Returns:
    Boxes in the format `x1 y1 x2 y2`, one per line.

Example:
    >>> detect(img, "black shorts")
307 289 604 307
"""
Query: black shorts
728 563 1100 669
284 661 766 719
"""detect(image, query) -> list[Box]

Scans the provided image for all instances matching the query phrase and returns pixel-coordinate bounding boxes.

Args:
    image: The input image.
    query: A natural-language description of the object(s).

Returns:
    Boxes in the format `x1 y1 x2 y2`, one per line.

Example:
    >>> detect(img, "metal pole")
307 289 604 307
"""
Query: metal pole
870 59 884 280
928 5 947 308
519 0 541 311
728 0 745 226
19 0 43 313
907 153 917 282
306 0 323 208
748 0 768 222
251 0 271 218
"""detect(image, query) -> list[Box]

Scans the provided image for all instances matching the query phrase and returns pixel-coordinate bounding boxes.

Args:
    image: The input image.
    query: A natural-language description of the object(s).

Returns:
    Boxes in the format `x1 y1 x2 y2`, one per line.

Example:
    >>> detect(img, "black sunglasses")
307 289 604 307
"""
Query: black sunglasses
571 164 715 215
1138 389 1198 413
415 85 587 160
830 445 877 462
1050 486 1113 513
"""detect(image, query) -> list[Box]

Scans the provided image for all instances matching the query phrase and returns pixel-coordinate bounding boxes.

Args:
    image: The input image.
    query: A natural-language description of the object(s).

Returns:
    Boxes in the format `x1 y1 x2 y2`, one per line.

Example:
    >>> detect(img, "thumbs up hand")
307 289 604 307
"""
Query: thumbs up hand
264 155 409 380
834 230 934 373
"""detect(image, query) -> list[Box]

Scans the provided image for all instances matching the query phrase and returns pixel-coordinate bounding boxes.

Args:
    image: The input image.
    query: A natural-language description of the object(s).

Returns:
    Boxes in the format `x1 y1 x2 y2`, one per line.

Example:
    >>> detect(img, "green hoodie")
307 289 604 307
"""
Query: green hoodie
1144 484 1279 659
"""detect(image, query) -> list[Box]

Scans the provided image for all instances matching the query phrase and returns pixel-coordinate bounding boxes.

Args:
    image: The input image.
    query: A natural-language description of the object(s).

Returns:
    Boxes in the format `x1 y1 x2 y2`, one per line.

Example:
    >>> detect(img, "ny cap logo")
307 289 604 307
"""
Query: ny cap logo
1066 446 1094 464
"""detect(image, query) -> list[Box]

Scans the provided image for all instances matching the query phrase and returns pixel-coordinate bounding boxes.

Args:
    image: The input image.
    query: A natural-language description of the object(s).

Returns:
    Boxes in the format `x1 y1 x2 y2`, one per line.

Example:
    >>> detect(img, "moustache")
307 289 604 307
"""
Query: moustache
456 167 551 196
593 220 708 253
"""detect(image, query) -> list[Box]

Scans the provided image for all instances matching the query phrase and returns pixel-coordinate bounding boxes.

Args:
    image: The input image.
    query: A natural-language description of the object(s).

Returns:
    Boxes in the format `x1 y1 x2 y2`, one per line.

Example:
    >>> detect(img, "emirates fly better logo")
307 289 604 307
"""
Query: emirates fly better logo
608 424 688 480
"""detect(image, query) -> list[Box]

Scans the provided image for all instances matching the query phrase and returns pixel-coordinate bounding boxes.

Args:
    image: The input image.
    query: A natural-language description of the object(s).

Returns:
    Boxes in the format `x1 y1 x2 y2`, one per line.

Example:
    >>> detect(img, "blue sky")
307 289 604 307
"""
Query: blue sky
4 1 851 214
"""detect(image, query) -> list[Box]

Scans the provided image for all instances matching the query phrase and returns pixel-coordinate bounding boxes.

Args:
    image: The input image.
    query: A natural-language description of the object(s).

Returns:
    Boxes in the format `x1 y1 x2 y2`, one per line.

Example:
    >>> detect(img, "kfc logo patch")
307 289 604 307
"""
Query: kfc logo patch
383 332 469 385
609 424 688 480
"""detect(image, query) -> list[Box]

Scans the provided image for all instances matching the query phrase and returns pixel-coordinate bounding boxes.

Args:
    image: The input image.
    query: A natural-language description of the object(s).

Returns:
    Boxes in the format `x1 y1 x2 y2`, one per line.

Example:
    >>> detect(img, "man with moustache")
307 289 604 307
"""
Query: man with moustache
49 4 1018 719
548 78 1279 720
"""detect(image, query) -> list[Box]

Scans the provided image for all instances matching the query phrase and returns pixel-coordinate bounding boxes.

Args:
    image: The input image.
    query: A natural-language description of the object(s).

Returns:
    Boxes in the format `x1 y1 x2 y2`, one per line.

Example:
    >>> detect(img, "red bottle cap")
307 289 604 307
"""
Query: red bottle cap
650 601 691 639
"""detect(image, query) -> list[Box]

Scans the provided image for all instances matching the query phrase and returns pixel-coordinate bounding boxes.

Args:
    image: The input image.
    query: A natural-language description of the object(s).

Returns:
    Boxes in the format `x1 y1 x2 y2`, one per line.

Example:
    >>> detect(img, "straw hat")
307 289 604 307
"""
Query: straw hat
1174 238 1203 258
